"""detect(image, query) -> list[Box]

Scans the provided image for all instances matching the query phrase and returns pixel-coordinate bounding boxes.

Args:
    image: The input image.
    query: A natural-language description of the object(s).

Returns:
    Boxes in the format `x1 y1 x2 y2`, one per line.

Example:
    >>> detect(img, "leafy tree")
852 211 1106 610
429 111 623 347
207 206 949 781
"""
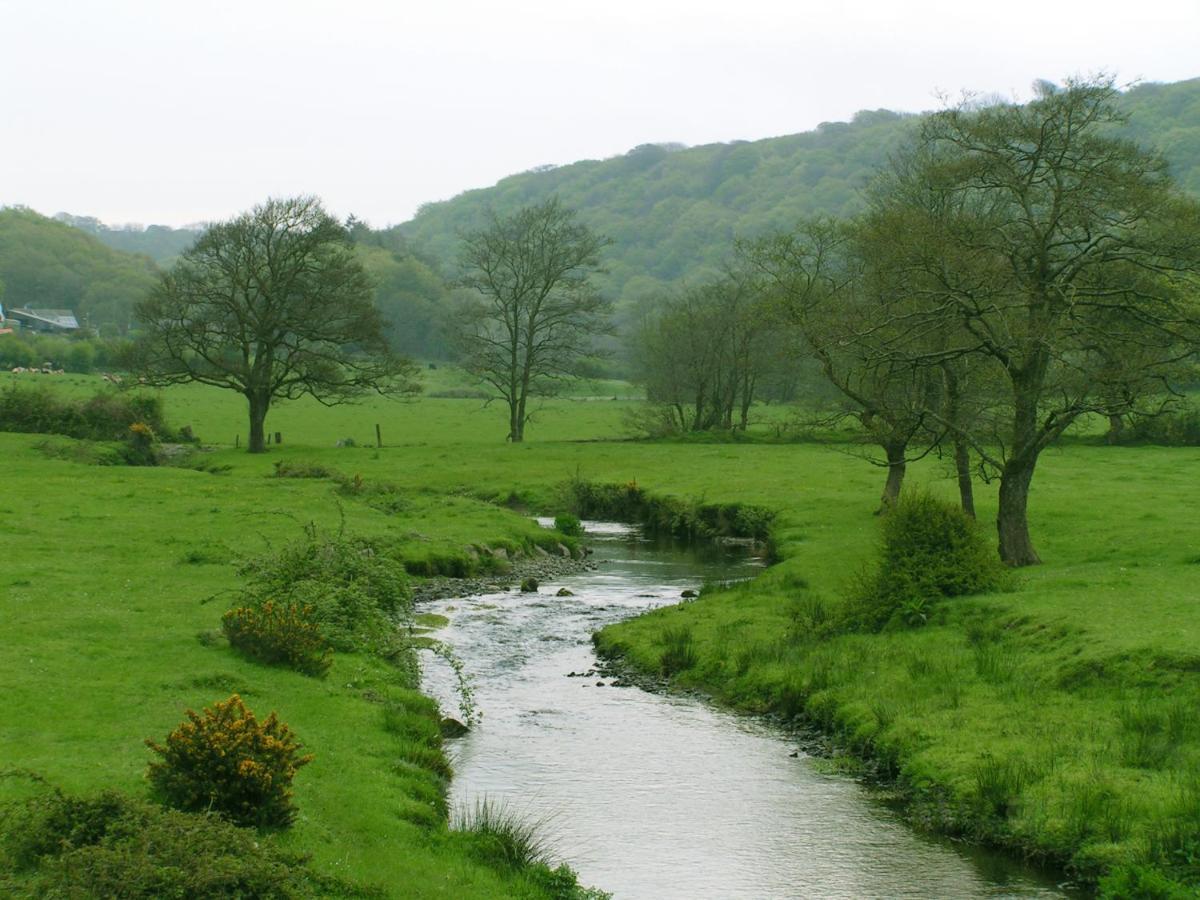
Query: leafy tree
861 76 1200 564
132 196 418 453
630 271 789 433
743 221 945 510
454 197 611 442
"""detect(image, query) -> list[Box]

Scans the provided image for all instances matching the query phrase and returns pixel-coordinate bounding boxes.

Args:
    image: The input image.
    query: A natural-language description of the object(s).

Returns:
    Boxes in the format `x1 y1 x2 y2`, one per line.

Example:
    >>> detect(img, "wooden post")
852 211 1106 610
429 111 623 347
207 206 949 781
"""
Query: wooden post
274 431 282 445
375 423 382 448
235 434 240 449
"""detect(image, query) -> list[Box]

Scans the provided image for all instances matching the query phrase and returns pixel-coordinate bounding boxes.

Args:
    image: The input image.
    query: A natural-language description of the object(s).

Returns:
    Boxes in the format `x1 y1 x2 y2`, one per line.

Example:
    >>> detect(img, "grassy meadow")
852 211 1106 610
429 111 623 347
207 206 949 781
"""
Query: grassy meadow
2 371 1199 895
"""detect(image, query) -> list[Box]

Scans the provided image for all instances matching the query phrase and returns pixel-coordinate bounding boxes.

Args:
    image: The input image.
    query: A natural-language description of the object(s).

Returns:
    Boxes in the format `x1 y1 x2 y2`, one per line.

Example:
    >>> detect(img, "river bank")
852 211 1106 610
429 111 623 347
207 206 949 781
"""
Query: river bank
421 522 1067 898
591 481 1200 897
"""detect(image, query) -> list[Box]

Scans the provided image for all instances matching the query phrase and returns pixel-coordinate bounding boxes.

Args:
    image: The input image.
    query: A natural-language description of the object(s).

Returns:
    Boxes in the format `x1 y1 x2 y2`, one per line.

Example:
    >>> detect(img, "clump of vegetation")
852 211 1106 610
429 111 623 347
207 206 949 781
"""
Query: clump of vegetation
145 694 313 829
553 513 583 537
659 625 698 676
272 459 339 479
844 490 1006 631
453 798 552 871
0 788 336 898
1121 405 1200 447
221 600 332 677
234 524 414 663
566 477 774 541
0 382 188 443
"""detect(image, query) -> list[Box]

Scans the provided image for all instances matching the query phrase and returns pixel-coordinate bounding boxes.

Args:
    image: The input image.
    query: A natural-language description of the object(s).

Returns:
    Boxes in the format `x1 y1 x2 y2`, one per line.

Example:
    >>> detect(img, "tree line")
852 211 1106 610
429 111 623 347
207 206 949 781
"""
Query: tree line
634 76 1200 566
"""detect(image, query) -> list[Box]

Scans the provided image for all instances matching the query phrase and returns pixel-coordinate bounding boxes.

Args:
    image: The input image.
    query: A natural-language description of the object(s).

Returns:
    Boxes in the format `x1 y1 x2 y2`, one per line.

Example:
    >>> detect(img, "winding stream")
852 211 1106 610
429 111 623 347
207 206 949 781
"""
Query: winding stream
421 522 1068 899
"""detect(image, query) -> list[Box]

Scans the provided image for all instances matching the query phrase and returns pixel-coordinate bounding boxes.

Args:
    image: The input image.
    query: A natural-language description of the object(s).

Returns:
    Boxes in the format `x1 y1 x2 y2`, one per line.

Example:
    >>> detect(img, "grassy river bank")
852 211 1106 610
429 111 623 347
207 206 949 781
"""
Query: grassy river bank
2 375 1198 896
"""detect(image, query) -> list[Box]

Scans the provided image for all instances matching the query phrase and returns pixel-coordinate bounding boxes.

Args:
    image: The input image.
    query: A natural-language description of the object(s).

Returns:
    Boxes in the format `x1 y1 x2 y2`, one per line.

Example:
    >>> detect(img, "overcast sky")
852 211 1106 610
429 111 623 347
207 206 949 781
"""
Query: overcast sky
3 0 1198 228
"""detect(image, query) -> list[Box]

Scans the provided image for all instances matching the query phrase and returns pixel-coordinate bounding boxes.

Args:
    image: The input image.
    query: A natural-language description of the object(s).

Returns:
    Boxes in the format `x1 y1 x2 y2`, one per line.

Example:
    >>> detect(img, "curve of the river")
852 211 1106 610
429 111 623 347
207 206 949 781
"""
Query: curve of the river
420 521 1069 899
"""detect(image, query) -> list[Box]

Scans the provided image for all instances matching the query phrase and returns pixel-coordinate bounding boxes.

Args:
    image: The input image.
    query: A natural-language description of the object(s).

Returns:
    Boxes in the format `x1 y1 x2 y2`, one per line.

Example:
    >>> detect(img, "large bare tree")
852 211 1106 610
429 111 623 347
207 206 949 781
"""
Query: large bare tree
133 196 418 452
454 198 610 442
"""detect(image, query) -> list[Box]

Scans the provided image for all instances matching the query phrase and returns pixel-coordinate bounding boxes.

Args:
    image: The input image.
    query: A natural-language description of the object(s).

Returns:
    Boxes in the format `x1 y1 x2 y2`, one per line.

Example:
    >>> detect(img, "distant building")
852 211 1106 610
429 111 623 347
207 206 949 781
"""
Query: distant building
8 308 80 333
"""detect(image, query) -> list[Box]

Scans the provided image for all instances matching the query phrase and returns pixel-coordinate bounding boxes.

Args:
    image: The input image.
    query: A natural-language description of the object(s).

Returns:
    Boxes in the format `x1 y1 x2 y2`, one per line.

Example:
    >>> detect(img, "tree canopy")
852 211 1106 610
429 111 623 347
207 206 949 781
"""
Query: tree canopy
132 196 418 452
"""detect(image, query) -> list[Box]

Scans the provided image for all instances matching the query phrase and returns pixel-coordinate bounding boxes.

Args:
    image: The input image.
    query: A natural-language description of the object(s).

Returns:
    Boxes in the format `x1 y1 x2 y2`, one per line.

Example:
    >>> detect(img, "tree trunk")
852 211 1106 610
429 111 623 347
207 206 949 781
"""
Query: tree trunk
954 436 976 519
997 458 1041 565
247 392 269 453
1105 413 1125 445
878 440 907 513
509 396 524 443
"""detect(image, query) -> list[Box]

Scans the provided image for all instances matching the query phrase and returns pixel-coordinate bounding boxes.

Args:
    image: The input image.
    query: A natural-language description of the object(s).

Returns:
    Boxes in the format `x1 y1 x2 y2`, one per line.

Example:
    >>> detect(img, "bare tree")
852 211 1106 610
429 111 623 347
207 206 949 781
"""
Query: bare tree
133 196 418 452
743 221 945 511
454 198 611 442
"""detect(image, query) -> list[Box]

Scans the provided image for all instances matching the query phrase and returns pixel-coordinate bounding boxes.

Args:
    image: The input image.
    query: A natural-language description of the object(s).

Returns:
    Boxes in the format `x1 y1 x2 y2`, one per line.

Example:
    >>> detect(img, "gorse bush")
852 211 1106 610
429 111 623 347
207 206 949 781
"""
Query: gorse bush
845 490 1005 631
0 789 327 898
221 601 332 677
145 694 313 829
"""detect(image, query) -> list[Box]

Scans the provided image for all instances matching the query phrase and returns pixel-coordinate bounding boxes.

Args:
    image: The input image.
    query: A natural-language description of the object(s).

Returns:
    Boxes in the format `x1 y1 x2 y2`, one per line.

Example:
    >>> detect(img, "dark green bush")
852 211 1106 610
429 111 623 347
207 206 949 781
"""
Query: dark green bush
239 526 412 618
553 513 583 537
229 526 417 680
1123 405 1200 447
844 490 1005 632
0 789 328 898
0 383 185 443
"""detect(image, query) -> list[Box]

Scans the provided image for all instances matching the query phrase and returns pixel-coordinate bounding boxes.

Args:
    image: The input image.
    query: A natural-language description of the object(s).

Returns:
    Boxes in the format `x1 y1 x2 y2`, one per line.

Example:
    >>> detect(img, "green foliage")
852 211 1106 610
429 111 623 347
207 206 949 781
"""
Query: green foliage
400 79 1200 329
0 207 159 335
1099 864 1197 899
846 490 1005 631
453 799 552 871
553 513 583 537
230 525 415 675
1123 405 1200 446
659 626 698 676
221 601 332 677
0 382 181 443
145 694 313 829
0 789 334 898
567 478 773 541
0 333 131 373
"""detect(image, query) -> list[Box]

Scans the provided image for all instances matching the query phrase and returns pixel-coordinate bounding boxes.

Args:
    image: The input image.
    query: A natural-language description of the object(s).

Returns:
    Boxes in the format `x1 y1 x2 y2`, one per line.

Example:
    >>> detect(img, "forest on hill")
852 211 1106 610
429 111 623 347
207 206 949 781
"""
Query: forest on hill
399 78 1200 317
0 208 158 334
10 77 1200 345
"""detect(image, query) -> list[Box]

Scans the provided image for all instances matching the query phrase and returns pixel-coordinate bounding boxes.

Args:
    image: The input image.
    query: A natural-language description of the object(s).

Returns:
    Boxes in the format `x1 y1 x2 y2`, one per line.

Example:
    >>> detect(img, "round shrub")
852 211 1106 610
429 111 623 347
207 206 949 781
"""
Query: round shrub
0 789 322 898
222 600 332 676
553 513 583 537
145 694 313 829
846 490 1005 631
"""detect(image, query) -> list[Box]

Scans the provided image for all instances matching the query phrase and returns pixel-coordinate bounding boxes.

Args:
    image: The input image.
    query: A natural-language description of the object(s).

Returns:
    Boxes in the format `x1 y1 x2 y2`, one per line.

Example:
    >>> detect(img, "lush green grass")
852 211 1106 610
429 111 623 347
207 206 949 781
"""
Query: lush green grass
0 430 595 897
4 373 1200 894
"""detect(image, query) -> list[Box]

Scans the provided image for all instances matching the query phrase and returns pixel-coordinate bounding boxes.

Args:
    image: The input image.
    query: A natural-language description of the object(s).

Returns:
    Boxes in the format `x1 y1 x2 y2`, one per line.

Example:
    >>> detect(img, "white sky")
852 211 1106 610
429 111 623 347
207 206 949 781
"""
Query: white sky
3 0 1198 228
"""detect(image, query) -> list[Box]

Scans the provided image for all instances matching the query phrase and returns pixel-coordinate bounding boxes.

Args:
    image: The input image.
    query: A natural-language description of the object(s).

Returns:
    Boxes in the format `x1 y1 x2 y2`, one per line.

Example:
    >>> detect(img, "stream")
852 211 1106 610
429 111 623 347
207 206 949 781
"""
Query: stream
420 521 1068 899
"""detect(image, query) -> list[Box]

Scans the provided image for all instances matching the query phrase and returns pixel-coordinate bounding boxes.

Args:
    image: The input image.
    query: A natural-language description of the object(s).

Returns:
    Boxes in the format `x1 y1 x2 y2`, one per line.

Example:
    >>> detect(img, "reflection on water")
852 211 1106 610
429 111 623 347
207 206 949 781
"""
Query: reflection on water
421 522 1067 899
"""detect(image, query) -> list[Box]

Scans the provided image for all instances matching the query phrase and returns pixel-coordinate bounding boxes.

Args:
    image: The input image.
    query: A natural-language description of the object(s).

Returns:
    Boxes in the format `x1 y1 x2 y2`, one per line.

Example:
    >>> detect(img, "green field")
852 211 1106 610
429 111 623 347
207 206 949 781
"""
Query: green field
2 374 1199 896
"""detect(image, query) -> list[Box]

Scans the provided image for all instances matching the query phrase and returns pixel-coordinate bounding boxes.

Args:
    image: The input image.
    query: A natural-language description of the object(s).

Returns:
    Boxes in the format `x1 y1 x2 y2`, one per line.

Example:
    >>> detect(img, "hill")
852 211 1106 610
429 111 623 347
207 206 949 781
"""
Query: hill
53 213 202 265
0 207 160 335
398 78 1200 315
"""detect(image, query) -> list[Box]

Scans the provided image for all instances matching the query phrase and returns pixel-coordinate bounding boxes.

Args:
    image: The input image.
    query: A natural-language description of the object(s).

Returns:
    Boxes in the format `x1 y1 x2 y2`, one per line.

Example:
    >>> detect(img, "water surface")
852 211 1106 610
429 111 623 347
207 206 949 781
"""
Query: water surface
421 522 1067 899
